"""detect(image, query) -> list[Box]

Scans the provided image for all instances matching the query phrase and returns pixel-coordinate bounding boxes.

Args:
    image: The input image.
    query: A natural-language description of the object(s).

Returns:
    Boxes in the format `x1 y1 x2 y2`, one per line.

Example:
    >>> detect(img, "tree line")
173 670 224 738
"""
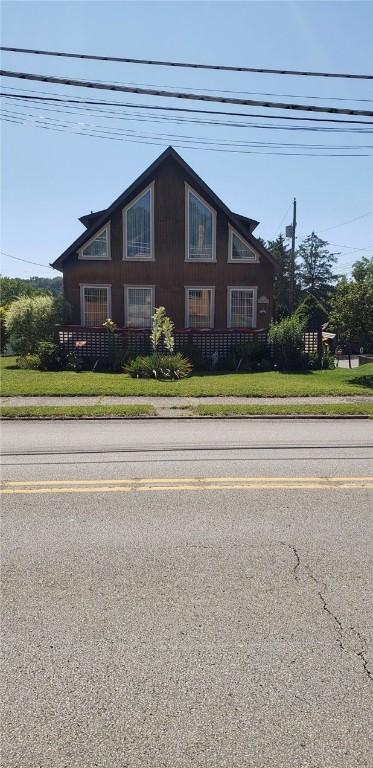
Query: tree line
266 233 372 353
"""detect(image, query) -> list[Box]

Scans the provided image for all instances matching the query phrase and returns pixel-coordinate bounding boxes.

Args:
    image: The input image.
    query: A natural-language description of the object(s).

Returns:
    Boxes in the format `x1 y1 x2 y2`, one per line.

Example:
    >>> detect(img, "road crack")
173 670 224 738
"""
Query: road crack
280 541 372 683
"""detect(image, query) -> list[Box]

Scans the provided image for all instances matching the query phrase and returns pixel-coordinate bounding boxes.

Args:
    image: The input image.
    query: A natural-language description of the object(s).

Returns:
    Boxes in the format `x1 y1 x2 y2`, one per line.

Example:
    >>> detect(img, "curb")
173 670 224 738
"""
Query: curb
0 414 371 421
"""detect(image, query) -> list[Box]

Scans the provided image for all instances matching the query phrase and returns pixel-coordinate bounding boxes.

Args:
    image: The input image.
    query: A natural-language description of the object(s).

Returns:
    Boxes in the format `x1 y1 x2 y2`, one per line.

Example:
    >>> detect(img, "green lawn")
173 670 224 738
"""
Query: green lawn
0 404 156 419
1 356 372 397
190 403 373 417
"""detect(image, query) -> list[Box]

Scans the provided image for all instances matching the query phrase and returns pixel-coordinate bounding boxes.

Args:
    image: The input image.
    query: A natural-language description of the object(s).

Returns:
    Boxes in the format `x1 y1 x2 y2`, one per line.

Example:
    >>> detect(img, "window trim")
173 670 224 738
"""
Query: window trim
184 286 215 329
122 182 155 261
227 285 257 329
80 284 112 326
123 284 155 328
185 183 217 263
78 223 111 261
228 225 259 263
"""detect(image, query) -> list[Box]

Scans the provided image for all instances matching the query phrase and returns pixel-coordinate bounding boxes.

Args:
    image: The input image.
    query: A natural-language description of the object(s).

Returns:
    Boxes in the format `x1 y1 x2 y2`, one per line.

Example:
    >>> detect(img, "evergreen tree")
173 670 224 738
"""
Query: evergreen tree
266 234 296 318
297 233 338 302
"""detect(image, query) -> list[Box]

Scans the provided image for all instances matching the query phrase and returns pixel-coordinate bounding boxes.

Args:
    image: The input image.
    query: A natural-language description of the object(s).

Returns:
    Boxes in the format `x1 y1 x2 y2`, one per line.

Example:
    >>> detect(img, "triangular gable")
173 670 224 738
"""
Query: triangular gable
51 146 277 270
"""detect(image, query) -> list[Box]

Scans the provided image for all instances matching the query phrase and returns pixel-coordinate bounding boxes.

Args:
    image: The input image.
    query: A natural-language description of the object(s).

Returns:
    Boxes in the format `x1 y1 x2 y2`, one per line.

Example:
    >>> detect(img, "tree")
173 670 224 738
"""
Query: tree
329 256 373 354
0 275 63 306
5 295 65 355
295 293 329 328
0 306 8 353
351 255 373 286
266 235 296 319
297 233 338 302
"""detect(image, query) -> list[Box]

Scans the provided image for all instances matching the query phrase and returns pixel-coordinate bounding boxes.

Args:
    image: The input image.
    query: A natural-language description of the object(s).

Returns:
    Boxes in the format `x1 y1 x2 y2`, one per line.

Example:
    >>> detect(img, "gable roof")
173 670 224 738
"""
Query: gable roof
51 146 277 271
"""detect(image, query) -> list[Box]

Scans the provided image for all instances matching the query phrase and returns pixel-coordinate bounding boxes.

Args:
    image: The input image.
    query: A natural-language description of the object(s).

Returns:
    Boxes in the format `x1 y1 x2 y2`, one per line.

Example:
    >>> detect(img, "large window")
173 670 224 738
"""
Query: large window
227 287 257 328
185 287 214 328
80 285 111 326
124 286 155 328
186 185 216 261
228 226 258 262
123 185 154 260
79 224 110 260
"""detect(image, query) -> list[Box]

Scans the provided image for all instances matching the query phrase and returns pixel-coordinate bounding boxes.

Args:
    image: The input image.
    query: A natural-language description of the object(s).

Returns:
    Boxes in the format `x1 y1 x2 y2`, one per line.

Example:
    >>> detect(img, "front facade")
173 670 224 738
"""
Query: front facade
52 147 277 333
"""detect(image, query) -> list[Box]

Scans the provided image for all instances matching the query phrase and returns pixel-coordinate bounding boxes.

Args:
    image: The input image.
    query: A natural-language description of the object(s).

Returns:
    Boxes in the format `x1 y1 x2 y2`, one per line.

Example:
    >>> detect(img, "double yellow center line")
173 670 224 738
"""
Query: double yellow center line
1 476 372 494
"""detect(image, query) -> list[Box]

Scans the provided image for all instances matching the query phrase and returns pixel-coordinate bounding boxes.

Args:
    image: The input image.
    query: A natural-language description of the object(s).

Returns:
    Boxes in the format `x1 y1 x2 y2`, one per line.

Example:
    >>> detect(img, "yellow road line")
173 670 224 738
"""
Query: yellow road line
1 481 372 494
3 476 372 487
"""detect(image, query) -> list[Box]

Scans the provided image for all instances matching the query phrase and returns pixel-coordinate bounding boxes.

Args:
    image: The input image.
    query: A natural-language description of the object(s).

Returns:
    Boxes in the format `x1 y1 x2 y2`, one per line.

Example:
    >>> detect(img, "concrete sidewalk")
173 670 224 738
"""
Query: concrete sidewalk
1 395 372 407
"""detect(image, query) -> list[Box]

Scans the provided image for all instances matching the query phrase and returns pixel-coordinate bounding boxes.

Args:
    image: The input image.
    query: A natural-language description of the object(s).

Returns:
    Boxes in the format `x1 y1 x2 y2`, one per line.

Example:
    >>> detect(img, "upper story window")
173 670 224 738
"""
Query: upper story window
123 184 154 260
80 285 111 326
78 224 110 260
186 184 216 262
228 226 258 262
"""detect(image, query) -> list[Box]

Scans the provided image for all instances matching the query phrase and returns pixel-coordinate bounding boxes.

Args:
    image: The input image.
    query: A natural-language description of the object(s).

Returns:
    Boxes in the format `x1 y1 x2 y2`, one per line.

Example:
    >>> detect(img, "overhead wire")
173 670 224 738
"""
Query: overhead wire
1 45 372 80
2 109 372 156
2 103 371 150
2 93 373 136
1 69 373 117
0 250 54 268
2 85 373 126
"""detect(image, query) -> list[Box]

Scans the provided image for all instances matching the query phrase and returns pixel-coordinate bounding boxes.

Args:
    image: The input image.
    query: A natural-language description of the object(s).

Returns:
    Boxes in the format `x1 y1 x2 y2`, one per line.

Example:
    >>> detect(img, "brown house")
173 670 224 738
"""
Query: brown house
52 147 277 339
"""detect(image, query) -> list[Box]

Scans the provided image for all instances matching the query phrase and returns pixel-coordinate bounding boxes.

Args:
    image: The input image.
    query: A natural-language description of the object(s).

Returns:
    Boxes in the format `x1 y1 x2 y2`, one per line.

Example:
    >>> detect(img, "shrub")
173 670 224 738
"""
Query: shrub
16 353 41 369
268 315 306 371
65 351 84 372
229 341 270 372
0 306 8 353
124 353 192 380
321 349 335 370
306 352 322 371
219 341 271 372
37 341 66 371
5 295 65 355
179 343 206 371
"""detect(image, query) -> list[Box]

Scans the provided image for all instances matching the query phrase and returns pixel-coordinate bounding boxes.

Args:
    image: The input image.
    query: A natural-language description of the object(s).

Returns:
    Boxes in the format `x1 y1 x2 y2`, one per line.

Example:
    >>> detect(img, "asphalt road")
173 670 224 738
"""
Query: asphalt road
1 419 373 768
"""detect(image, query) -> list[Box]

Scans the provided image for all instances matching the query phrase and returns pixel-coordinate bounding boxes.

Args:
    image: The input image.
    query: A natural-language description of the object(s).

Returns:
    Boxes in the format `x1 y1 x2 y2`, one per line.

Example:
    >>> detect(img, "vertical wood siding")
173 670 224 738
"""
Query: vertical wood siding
62 155 274 328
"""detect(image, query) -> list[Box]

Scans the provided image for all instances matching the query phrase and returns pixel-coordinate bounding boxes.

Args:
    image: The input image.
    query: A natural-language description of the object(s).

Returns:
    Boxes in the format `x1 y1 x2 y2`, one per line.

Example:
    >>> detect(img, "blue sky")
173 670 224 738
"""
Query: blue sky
1 0 372 279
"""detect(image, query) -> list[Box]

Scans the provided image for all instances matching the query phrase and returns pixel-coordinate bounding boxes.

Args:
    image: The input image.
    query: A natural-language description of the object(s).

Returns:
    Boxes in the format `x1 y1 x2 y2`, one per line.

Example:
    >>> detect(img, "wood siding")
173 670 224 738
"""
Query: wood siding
62 155 274 328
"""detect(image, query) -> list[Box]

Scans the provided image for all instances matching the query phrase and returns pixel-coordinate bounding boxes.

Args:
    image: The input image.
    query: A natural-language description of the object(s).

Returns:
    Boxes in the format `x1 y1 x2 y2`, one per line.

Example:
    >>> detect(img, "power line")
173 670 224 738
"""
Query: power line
3 93 373 134
319 211 373 232
3 111 371 156
3 104 371 150
1 69 373 117
1 45 372 80
3 86 373 127
84 79 373 103
0 250 54 268
275 202 295 233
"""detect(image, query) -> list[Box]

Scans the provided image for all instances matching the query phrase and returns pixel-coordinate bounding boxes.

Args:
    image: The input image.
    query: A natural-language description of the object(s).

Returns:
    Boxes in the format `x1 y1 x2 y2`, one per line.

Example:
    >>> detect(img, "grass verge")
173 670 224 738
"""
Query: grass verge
0 404 156 419
190 403 373 417
1 357 373 397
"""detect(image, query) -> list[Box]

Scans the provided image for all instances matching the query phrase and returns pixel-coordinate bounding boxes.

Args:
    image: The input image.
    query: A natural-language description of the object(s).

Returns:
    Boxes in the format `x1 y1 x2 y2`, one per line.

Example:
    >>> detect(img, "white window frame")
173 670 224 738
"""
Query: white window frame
78 223 111 261
185 286 215 329
227 286 257 329
122 182 155 261
228 225 259 263
80 284 112 326
124 285 155 328
185 183 217 262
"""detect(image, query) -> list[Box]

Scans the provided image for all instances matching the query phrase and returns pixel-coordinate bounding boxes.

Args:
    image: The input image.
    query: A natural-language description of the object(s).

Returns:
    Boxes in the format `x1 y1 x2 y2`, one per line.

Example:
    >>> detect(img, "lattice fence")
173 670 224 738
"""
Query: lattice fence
56 326 321 361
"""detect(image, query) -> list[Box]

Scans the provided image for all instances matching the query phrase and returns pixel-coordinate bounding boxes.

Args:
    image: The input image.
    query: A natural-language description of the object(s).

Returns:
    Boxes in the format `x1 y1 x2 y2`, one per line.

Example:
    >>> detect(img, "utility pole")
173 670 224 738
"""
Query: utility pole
289 197 297 313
